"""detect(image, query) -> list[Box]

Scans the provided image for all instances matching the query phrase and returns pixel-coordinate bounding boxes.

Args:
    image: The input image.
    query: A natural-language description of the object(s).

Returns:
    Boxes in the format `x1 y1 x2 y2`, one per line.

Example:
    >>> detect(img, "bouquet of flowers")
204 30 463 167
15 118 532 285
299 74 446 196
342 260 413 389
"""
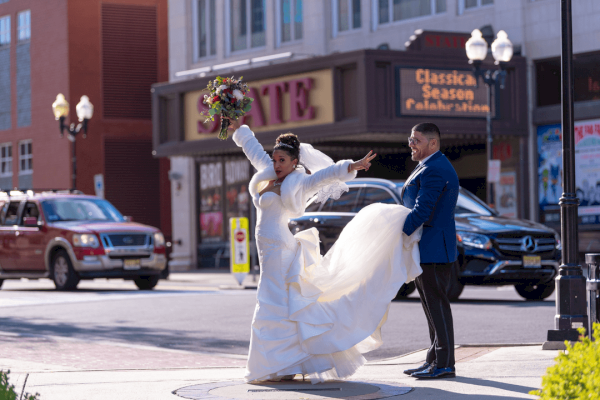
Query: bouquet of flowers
200 76 254 140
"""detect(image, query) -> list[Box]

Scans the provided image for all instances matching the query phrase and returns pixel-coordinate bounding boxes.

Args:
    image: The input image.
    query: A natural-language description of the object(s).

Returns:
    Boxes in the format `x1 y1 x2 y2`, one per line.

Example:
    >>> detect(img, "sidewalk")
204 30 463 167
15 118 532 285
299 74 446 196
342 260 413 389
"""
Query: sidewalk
163 270 259 290
2 330 556 400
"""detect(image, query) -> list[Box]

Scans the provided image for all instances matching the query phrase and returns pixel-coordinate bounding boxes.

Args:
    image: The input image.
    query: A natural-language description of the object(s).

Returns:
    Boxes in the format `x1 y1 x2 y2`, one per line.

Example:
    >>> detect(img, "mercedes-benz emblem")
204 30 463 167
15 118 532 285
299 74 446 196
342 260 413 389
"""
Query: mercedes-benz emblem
521 236 536 252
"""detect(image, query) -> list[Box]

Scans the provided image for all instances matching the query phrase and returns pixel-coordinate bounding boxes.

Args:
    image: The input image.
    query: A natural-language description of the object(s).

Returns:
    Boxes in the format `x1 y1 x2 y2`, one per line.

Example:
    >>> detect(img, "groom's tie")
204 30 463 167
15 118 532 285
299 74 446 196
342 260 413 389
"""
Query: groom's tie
401 163 426 203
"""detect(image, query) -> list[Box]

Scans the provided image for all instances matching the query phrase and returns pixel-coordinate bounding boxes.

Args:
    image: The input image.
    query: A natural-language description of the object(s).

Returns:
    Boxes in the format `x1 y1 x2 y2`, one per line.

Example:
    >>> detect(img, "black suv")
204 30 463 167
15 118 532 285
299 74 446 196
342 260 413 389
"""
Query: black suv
289 178 561 301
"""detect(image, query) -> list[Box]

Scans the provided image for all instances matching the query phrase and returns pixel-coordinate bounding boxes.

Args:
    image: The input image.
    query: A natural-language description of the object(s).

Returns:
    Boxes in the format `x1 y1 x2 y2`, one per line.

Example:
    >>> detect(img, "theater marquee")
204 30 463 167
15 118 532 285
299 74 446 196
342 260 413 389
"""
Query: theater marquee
396 67 493 118
184 69 334 141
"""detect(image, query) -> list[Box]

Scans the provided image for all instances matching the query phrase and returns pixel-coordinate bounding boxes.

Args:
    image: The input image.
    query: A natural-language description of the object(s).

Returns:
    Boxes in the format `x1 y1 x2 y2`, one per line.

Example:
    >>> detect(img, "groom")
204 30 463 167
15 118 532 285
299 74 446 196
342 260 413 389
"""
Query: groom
400 123 459 379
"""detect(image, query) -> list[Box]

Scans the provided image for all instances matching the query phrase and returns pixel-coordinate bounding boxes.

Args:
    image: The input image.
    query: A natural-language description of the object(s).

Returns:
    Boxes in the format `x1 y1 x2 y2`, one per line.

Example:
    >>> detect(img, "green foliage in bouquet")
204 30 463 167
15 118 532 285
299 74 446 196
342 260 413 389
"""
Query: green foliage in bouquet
200 76 254 140
1 370 40 400
530 323 600 400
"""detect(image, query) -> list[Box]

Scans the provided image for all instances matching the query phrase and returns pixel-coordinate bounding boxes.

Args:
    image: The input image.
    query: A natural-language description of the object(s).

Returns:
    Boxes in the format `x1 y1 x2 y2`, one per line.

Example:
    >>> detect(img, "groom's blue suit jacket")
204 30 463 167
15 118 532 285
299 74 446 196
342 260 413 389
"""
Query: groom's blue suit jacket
400 151 459 264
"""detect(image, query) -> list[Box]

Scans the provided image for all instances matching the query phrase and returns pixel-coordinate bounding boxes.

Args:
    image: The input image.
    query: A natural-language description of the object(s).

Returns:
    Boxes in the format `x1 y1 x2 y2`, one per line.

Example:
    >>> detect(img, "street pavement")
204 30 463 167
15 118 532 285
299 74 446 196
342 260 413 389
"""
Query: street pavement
0 272 560 399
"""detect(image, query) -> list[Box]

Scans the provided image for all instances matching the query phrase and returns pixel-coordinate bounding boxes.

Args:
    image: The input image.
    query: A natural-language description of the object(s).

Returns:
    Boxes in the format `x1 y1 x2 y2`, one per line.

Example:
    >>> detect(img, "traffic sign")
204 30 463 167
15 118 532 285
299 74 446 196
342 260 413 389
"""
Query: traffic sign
230 217 250 285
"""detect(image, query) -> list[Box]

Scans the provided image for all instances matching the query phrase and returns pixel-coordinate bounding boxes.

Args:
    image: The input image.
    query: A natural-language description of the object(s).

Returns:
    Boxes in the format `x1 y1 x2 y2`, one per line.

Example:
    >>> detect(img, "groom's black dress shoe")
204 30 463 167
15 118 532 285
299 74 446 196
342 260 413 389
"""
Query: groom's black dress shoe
403 362 432 376
412 366 456 379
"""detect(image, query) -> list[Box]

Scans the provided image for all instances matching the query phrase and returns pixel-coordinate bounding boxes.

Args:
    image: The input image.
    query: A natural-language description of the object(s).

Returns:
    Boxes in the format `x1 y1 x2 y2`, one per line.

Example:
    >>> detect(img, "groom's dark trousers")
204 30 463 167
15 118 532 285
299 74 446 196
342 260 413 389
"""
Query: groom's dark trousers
401 151 459 369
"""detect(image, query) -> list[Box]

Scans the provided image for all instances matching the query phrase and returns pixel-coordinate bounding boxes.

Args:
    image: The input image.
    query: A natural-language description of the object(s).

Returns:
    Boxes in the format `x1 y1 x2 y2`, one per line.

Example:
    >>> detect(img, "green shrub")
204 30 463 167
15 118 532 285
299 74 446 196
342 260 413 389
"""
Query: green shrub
0 370 40 400
531 323 600 400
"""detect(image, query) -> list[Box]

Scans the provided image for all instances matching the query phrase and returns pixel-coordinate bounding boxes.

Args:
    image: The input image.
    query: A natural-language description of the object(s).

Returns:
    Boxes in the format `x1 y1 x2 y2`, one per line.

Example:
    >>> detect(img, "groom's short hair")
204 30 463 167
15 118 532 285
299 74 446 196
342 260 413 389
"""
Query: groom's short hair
412 123 441 143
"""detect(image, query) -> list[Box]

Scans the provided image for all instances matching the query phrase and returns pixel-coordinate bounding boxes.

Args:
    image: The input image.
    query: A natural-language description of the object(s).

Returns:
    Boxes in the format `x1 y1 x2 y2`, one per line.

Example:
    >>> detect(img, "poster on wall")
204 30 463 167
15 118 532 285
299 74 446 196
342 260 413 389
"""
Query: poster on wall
575 120 600 224
495 171 517 218
224 159 251 240
538 120 600 226
199 162 224 242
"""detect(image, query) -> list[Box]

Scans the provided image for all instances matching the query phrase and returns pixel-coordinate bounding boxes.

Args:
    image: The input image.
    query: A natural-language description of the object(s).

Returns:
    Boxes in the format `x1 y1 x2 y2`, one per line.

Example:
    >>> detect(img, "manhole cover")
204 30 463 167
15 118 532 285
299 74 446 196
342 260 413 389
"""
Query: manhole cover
174 380 413 399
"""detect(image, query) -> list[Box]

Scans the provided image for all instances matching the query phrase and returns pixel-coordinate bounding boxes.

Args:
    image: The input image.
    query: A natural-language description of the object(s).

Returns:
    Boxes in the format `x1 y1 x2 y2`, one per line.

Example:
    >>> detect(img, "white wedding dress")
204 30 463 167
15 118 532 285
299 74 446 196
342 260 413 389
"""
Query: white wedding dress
231 124 423 383
246 191 422 383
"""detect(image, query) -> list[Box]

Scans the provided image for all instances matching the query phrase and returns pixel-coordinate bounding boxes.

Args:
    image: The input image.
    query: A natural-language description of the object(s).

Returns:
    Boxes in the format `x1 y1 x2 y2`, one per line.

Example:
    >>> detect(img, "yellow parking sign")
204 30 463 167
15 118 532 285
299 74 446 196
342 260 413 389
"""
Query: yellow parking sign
230 218 250 284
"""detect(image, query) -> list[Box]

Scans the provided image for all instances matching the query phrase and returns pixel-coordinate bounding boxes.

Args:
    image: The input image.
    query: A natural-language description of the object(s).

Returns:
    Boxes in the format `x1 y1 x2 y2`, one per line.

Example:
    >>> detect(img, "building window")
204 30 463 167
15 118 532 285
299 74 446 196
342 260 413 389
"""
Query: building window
280 0 303 43
230 0 266 52
0 16 10 46
194 0 216 60
378 0 445 24
17 10 31 41
334 0 361 33
463 0 493 10
19 140 32 174
0 143 11 177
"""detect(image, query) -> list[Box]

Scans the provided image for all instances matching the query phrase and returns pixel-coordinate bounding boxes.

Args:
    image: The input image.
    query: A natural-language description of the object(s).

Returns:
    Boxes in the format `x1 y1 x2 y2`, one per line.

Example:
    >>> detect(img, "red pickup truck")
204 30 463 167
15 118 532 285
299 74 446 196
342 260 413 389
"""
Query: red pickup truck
0 190 167 290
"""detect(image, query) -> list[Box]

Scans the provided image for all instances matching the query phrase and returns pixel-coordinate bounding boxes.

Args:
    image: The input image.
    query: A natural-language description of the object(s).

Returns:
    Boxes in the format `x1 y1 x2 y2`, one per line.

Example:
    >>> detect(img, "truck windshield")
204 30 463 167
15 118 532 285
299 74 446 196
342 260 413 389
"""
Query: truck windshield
41 198 125 222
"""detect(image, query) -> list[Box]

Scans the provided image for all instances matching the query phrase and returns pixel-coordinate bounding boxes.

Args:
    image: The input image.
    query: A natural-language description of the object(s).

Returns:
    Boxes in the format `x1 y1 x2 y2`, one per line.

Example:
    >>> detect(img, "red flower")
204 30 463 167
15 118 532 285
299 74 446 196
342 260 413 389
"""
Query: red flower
212 96 220 103
231 97 236 103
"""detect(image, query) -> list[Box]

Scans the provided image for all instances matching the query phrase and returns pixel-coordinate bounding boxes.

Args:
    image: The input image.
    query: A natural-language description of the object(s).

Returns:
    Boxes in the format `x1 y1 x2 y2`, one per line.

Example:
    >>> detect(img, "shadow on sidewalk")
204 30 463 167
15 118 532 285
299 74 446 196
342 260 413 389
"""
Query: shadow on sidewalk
394 296 554 307
452 376 537 395
0 316 250 355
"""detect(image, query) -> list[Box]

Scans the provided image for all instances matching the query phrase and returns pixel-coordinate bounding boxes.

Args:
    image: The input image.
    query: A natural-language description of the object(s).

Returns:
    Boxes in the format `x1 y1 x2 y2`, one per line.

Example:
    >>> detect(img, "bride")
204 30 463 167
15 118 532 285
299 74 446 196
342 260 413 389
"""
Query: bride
227 119 423 384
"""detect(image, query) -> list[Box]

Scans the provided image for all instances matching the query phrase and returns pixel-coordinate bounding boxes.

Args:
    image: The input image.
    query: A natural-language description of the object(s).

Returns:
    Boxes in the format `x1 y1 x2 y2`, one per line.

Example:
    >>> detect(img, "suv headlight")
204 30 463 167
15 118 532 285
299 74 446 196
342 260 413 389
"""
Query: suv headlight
154 232 165 247
456 231 492 250
72 234 100 248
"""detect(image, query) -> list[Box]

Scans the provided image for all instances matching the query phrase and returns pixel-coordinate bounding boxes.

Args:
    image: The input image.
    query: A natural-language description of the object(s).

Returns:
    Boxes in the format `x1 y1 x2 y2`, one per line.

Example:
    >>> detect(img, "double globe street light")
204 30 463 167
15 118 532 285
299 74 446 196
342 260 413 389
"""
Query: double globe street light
465 29 513 207
51 94 94 190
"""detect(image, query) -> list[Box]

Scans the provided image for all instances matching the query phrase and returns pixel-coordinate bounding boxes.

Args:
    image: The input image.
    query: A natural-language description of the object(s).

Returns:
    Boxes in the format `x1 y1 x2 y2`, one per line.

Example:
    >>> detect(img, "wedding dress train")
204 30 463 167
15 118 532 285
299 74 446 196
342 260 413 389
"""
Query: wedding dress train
246 193 422 383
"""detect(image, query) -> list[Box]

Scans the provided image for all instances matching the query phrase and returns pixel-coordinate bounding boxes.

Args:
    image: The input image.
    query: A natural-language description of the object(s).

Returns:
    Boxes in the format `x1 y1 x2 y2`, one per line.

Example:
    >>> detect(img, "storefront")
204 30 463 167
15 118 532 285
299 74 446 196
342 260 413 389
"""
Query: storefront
153 31 528 269
534 50 600 254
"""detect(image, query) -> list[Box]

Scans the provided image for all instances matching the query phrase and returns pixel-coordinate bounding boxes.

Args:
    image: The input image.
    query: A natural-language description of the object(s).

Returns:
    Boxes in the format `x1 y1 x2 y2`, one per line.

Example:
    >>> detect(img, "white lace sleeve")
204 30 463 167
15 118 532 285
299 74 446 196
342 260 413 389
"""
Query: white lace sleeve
302 160 357 203
232 125 272 171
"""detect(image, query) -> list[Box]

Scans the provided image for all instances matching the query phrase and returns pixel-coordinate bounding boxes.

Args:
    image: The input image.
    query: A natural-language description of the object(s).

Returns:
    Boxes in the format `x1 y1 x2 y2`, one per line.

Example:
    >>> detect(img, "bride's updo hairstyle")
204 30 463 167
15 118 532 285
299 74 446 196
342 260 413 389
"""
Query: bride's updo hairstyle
273 133 301 164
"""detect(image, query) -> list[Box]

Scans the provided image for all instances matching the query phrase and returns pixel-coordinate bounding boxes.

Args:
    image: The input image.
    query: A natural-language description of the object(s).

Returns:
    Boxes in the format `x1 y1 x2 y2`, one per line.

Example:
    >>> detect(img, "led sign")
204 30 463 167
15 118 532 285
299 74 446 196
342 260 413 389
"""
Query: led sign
397 68 492 118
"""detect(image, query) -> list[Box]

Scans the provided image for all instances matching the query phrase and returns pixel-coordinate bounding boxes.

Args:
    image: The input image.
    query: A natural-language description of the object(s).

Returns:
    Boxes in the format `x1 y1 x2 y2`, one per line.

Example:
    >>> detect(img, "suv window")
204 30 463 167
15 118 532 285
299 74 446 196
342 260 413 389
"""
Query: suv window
3 201 21 226
321 188 361 213
356 187 397 211
20 202 40 225
305 198 322 212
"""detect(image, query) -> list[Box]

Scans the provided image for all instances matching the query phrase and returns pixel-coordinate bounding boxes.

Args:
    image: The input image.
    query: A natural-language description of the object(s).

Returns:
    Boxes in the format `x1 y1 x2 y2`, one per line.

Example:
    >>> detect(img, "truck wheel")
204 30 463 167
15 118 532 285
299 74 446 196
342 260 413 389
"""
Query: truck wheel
134 275 160 290
515 282 555 300
52 250 80 290
446 261 464 301
394 281 416 300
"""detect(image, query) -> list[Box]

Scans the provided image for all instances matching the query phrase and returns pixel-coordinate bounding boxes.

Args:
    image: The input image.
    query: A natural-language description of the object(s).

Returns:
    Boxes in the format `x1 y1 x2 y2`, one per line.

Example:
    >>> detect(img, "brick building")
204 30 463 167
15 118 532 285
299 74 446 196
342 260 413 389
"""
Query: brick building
0 0 171 235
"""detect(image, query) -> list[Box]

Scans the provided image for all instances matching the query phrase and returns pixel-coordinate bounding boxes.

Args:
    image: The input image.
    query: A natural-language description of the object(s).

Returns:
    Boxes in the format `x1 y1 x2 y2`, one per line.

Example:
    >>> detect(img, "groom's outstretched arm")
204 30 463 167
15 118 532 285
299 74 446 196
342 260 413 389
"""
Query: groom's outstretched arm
402 167 447 236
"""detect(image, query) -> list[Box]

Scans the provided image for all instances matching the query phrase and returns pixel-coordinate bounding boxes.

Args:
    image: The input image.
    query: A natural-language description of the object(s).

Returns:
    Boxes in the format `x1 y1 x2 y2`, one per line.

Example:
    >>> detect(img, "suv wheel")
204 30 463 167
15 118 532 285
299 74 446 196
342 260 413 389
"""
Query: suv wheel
515 282 555 301
446 261 465 301
52 250 80 291
394 281 416 300
134 275 160 290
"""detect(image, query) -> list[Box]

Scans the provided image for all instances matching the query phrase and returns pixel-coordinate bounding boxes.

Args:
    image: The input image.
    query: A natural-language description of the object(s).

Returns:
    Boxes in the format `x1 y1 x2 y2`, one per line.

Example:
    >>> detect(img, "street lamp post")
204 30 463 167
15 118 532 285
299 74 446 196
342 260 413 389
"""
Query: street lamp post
465 29 513 207
51 94 94 190
546 0 588 343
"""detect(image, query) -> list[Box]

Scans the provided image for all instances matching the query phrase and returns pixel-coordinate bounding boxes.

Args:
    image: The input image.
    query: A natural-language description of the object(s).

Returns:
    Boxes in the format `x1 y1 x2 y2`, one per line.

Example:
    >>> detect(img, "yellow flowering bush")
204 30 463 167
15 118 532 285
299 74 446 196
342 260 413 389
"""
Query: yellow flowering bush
531 323 600 400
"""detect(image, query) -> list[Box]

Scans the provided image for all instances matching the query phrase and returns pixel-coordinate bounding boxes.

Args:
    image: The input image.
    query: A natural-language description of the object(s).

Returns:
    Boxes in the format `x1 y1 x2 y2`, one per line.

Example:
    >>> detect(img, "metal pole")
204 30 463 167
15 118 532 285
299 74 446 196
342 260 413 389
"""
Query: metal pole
72 137 77 190
547 0 588 342
586 254 600 340
486 80 493 207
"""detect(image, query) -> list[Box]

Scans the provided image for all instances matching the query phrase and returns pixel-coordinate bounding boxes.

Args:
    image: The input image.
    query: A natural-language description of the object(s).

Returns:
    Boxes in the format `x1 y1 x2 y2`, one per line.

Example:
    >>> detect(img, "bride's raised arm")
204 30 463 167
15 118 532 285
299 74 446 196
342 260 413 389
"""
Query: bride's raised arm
230 122 272 172
302 150 376 195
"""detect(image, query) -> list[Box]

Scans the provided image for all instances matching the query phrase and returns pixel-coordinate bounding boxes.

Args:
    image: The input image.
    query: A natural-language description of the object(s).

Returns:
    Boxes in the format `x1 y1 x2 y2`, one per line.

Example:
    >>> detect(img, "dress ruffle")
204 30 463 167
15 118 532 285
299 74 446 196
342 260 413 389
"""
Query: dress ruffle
246 203 422 383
